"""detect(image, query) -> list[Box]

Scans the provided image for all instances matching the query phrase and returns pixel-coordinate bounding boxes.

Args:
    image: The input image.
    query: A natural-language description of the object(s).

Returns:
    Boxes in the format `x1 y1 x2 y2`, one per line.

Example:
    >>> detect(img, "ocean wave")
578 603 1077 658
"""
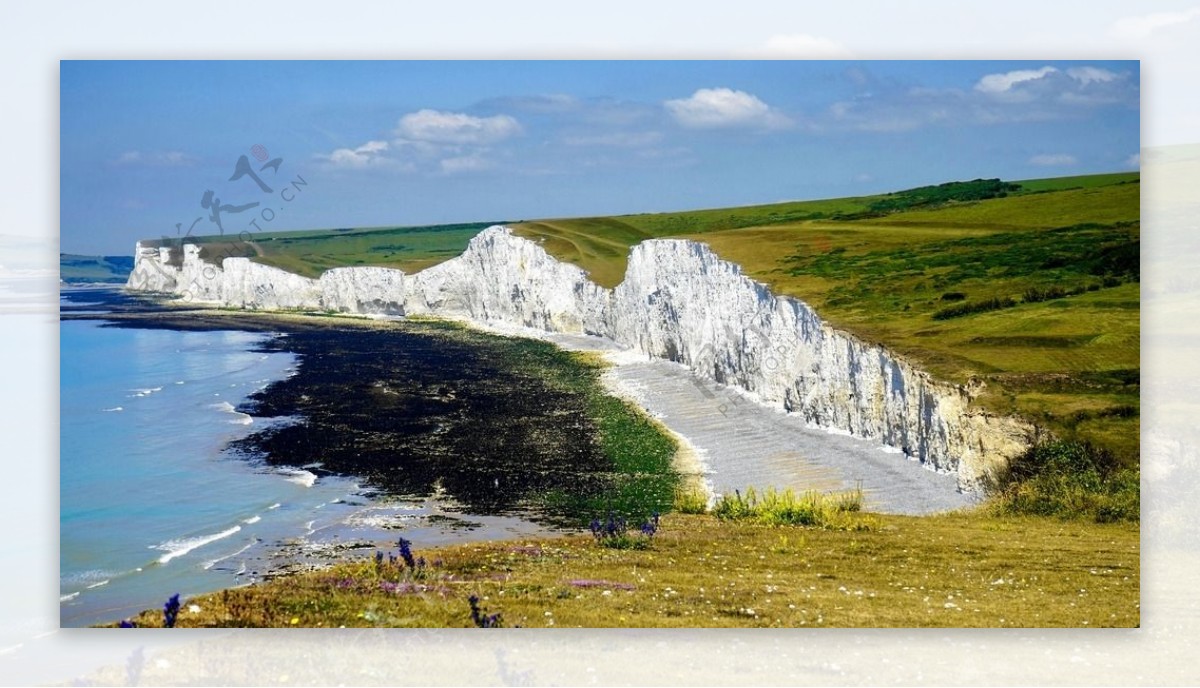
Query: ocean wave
278 468 317 488
128 386 164 398
153 525 242 565
85 580 109 589
202 541 255 570
268 503 281 510
243 515 262 525
59 592 80 602
210 400 253 425
102 406 123 412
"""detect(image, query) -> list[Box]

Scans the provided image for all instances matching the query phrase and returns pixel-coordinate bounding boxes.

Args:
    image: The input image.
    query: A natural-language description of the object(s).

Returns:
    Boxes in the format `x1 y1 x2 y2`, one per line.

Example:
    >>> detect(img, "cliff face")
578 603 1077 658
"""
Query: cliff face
127 227 1031 489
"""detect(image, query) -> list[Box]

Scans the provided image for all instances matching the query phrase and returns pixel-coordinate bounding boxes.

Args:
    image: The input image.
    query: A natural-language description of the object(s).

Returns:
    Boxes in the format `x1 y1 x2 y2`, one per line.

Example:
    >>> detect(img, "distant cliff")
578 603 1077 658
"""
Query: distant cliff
127 225 1032 490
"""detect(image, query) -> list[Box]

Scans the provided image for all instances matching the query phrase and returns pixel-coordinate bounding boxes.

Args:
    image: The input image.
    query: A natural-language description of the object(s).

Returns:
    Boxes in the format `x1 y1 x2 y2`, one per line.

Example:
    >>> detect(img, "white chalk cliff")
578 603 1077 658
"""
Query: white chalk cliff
127 226 1032 490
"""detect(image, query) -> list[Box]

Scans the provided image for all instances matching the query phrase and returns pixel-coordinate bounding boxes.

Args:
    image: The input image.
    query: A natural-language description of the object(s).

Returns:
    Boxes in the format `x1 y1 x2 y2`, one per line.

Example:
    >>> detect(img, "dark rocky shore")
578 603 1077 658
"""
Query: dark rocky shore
63 290 657 527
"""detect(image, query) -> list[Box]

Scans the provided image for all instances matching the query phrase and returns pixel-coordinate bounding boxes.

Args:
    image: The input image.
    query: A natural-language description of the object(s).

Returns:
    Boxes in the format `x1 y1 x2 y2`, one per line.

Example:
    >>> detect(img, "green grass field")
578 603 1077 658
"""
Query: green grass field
148 222 500 278
110 510 1138 628
145 171 1140 460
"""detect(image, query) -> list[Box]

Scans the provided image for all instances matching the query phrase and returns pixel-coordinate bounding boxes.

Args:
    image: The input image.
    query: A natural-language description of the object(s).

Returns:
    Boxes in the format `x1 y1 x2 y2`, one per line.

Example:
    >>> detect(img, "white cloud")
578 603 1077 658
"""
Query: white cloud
1029 153 1078 166
114 150 195 167
664 88 791 129
975 67 1058 94
561 131 662 147
1126 152 1141 168
319 140 393 169
1066 66 1120 86
1112 8 1200 40
761 33 851 57
439 154 494 174
395 109 521 145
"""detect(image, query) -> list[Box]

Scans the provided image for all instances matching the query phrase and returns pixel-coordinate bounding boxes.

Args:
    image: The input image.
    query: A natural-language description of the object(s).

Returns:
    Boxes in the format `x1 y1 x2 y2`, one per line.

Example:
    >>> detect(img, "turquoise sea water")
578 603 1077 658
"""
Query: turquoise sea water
60 313 365 626
59 289 557 627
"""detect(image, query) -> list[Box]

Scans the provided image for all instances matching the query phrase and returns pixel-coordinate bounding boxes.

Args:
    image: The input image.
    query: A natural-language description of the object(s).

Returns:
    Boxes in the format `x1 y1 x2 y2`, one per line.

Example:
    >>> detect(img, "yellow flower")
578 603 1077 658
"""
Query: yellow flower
290 617 300 625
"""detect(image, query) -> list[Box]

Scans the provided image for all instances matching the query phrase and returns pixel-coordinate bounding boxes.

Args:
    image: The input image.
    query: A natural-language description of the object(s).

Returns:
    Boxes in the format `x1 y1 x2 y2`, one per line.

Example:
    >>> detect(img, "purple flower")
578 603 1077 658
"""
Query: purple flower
469 594 502 628
163 593 181 628
397 538 416 569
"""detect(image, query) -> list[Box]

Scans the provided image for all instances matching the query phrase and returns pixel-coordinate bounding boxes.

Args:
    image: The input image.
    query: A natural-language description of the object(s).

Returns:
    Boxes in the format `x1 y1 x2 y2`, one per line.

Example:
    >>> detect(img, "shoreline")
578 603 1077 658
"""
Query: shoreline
63 292 690 619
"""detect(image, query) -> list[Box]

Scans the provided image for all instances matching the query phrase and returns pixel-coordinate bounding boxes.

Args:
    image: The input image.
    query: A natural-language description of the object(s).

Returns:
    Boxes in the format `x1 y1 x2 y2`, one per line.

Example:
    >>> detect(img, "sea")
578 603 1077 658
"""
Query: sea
59 287 551 627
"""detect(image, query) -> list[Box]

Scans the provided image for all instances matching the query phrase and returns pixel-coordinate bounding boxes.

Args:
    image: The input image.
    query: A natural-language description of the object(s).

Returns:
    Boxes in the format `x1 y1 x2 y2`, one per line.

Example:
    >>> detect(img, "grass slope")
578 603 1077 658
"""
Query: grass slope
148 222 499 279
112 511 1138 628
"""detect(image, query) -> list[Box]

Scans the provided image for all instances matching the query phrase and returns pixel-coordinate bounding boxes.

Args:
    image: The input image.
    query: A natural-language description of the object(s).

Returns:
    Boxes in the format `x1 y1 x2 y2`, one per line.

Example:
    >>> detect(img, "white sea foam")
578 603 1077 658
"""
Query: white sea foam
201 541 255 570
243 515 261 525
153 525 242 564
210 400 253 425
59 592 80 602
129 386 163 398
268 503 281 510
102 406 123 412
85 580 109 589
279 468 318 487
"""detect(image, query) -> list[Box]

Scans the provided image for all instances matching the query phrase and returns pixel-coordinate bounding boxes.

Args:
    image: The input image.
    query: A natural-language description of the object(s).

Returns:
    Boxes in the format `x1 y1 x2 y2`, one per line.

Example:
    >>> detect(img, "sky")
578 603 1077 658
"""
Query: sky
60 60 1140 255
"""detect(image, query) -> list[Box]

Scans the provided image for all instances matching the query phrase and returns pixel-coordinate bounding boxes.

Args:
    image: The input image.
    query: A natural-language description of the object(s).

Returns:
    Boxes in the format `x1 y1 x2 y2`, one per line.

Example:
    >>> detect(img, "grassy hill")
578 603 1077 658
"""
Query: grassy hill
515 173 1140 461
141 172 1140 460
59 253 135 283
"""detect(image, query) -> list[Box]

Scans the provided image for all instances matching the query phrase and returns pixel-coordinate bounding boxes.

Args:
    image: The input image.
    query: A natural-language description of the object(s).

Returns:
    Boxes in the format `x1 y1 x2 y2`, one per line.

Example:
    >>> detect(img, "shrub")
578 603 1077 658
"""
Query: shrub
932 296 1017 320
1022 286 1066 303
673 485 710 514
940 292 967 302
985 440 1139 522
589 511 659 549
712 486 867 529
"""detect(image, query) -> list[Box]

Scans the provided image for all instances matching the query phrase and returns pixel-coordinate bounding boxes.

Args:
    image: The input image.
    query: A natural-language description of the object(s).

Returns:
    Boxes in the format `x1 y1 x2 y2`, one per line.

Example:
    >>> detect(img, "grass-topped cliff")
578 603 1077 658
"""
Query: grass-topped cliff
142 172 1139 464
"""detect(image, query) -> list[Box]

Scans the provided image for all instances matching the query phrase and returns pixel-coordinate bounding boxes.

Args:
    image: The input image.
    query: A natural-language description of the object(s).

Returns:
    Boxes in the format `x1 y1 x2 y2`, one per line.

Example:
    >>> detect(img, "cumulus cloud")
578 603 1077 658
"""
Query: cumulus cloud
664 88 791 129
114 150 195 167
394 109 521 145
975 66 1059 94
972 64 1136 107
761 33 851 57
1066 66 1120 86
1030 153 1078 166
1111 8 1200 39
319 140 394 169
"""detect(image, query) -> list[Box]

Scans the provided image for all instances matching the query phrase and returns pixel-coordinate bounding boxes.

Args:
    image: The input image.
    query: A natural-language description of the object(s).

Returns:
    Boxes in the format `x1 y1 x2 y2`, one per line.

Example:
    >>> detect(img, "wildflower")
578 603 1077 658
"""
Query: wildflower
163 593 181 628
118 619 136 628
397 537 416 569
468 594 502 628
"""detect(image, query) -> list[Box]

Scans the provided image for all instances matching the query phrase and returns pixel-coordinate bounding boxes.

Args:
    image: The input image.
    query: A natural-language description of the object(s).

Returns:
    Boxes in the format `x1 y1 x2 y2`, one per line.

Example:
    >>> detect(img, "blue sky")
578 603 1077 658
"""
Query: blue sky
60 60 1139 254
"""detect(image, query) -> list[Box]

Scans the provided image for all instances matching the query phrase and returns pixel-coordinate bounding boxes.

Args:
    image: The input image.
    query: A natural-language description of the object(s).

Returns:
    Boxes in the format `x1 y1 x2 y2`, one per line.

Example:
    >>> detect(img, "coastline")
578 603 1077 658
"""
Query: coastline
66 292 1139 631
63 292 691 623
